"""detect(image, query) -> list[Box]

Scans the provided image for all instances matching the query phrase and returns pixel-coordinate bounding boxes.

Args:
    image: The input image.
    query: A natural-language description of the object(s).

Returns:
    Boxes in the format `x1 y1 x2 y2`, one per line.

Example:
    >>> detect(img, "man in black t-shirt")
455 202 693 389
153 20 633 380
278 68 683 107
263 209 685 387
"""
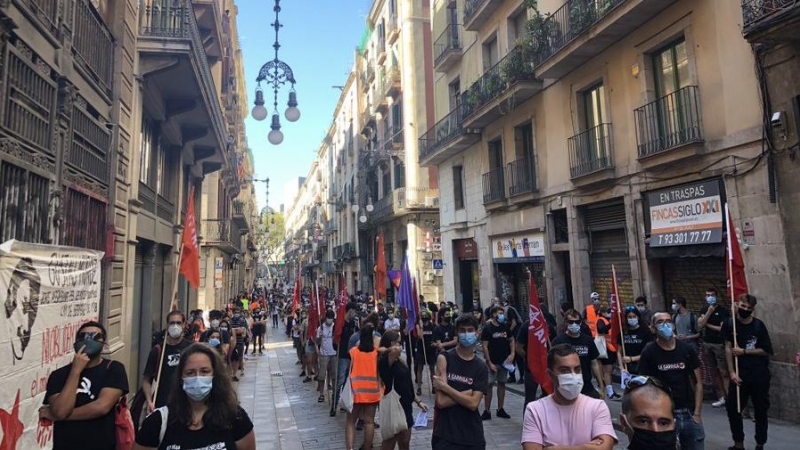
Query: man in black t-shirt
698 287 730 408
432 314 489 450
480 306 514 420
333 302 359 416
251 307 266 354
433 313 457 353
515 312 558 408
552 309 603 398
722 294 773 450
41 321 129 450
638 312 704 450
143 310 191 410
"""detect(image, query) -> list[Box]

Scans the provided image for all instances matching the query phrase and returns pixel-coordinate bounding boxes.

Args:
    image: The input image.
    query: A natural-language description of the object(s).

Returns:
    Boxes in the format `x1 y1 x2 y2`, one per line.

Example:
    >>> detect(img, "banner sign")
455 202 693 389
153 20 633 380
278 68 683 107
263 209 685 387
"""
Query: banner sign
214 257 224 289
647 180 723 247
0 240 104 449
492 233 545 259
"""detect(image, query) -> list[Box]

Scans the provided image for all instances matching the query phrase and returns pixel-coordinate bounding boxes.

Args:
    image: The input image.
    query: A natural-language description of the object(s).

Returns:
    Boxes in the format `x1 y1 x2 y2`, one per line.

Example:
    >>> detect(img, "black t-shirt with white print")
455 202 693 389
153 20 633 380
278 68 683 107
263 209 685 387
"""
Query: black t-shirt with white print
136 406 253 450
480 321 512 365
638 339 700 410
552 332 600 395
144 339 192 408
44 359 129 450
433 349 489 446
721 317 772 376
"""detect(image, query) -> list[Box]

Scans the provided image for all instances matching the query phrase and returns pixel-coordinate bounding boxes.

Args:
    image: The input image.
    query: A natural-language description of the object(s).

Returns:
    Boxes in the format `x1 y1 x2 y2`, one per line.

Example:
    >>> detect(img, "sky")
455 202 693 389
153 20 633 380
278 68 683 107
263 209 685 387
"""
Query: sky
236 0 373 212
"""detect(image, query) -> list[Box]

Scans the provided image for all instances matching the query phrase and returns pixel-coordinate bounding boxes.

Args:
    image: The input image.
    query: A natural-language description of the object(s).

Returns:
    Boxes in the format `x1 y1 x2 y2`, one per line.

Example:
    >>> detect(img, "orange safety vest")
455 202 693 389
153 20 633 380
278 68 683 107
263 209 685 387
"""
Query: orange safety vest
585 306 599 338
597 317 618 353
349 347 381 404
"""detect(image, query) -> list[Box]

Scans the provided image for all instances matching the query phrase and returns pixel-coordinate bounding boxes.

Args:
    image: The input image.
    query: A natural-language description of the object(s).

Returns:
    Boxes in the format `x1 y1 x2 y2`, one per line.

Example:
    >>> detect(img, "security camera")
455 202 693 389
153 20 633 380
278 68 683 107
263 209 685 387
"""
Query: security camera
771 111 784 128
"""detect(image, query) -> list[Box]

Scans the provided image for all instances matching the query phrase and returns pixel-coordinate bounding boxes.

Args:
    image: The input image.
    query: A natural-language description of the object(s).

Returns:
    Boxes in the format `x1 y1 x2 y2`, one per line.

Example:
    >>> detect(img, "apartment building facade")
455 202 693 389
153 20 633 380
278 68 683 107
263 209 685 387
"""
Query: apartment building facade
423 0 799 420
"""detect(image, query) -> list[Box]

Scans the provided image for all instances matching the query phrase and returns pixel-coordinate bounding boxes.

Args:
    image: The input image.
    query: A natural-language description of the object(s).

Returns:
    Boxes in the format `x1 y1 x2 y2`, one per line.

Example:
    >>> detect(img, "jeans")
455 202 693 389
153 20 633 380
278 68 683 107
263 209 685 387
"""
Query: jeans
674 409 705 450
333 357 350 408
727 372 770 445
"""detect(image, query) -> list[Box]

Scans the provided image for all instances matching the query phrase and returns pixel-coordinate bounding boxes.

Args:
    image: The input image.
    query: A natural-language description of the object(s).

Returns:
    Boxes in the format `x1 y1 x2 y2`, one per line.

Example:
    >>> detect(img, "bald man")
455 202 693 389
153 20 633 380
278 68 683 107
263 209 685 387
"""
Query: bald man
620 380 677 450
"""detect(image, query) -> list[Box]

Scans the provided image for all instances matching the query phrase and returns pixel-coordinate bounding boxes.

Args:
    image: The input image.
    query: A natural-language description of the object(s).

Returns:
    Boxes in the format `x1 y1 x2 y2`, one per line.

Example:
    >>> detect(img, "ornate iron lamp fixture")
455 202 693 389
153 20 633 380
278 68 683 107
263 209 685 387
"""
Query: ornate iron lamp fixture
251 0 299 145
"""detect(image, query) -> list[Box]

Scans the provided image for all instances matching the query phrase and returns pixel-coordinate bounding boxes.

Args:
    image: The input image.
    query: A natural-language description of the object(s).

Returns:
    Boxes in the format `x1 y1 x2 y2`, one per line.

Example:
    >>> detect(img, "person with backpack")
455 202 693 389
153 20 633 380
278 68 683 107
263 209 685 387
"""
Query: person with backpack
142 311 192 412
39 321 129 450
133 343 255 450
672 296 700 352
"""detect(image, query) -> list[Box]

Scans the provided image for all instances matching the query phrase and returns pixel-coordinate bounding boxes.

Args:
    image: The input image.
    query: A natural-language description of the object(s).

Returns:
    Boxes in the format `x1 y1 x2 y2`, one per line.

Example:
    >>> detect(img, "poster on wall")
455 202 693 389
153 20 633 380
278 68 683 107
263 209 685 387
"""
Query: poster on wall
492 233 545 259
647 180 723 247
0 240 104 449
214 257 224 289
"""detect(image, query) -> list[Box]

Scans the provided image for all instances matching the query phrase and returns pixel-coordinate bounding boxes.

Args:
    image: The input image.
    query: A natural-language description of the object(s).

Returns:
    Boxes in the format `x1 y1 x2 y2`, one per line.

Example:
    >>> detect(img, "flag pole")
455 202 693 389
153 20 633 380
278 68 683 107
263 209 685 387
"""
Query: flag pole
726 204 742 413
612 265 628 372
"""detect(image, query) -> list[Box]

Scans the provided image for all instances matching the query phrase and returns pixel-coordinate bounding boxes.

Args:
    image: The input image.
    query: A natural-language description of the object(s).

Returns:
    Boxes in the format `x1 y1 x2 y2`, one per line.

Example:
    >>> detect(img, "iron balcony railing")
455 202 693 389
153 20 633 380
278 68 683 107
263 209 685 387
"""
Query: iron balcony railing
482 167 506 204
461 46 536 120
568 124 614 178
73 0 114 95
506 157 536 196
434 23 461 66
531 0 624 68
419 107 467 161
742 0 798 27
383 126 404 152
202 219 240 250
634 86 703 158
464 0 489 25
343 242 356 258
333 245 344 260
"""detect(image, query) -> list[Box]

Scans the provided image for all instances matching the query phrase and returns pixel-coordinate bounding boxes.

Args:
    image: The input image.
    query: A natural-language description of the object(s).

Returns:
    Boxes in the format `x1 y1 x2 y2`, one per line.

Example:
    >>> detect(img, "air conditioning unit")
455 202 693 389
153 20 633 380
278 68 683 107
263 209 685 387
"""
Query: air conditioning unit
425 196 440 207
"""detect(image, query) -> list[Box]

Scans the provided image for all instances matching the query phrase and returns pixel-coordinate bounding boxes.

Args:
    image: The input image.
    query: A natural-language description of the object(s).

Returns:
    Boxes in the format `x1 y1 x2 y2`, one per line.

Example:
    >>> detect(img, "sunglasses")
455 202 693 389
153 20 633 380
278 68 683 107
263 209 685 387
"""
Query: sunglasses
624 375 671 396
77 331 104 342
566 319 582 325
624 306 638 313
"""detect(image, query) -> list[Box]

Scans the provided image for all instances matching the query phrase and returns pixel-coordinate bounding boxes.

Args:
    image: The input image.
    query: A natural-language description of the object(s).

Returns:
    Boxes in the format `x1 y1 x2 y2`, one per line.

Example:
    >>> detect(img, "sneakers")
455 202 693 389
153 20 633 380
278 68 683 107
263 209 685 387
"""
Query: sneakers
713 398 726 408
303 377 313 383
481 410 491 421
496 408 511 419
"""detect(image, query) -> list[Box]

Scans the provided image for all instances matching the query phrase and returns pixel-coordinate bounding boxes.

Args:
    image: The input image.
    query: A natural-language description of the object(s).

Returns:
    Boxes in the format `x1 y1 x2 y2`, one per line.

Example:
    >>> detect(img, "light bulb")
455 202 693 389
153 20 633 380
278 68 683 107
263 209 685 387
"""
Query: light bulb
352 204 360 213
285 106 301 122
359 215 367 223
251 104 268 121
366 202 374 212
268 129 284 145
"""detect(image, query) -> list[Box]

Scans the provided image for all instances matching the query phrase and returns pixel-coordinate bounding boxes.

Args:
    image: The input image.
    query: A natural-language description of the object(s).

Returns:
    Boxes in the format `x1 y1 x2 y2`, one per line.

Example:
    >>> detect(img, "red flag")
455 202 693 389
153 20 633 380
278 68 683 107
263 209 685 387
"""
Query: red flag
608 266 624 353
526 271 553 395
726 205 748 301
178 186 200 290
333 273 348 346
307 284 320 341
375 232 387 301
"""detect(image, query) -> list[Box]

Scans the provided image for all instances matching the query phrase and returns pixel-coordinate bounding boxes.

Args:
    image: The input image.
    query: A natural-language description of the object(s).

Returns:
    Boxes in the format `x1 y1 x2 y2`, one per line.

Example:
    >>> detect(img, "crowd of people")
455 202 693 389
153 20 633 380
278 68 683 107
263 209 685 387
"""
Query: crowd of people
34 279 784 450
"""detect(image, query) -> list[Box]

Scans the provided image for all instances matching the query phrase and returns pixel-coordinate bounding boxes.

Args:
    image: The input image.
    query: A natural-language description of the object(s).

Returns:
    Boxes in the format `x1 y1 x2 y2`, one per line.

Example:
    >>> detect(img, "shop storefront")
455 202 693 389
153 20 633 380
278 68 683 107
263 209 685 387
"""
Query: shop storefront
644 178 727 312
492 232 547 314
454 238 479 311
584 201 634 302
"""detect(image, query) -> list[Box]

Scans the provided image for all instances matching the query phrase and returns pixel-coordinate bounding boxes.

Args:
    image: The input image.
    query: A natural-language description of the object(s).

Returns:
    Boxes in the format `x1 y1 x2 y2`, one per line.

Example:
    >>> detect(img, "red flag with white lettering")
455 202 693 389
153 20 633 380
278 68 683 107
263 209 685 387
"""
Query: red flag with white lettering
333 273 348 346
726 205 748 300
526 271 552 395
178 186 200 290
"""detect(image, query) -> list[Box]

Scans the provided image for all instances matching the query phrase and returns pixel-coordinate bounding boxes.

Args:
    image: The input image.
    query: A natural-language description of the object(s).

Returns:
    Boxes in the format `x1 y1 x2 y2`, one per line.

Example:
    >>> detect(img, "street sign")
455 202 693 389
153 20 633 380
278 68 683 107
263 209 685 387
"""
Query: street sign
432 259 443 270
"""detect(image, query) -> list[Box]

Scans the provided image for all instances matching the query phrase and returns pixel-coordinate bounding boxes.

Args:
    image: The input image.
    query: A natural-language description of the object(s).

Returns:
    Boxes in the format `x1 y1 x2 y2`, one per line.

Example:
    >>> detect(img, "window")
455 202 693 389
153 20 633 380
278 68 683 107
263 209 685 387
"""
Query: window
514 122 534 161
482 36 498 71
488 139 503 170
453 165 465 210
653 39 689 97
449 79 461 111
511 11 528 43
139 118 155 184
391 101 403 131
394 160 405 188
583 83 606 131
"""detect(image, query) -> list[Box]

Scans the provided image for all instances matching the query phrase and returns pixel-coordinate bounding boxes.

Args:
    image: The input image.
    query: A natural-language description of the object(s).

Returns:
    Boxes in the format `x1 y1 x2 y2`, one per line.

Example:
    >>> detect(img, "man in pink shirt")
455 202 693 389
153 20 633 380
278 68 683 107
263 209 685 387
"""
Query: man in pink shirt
522 344 617 450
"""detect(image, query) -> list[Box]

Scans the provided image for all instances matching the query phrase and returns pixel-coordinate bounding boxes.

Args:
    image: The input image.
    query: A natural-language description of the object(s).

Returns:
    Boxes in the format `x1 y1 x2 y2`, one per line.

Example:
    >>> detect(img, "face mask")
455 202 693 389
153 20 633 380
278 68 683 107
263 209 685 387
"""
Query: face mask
422 318 430 323
183 376 213 401
593 299 600 306
168 324 183 339
210 320 220 328
453 309 459 315
556 373 584 400
738 308 753 319
209 338 221 347
220 327 229 333
622 415 677 450
604 313 612 319
497 314 506 323
567 323 581 335
459 332 478 348
671 304 679 312
637 306 646 313
74 339 104 359
656 323 674 340
706 296 717 306
326 319 333 325
627 318 639 328
388 314 395 320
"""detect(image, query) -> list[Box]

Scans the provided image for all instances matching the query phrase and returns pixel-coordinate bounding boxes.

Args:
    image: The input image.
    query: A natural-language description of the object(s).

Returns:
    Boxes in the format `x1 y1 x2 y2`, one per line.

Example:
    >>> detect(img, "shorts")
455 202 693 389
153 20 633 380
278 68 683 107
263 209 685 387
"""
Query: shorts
414 345 437 366
305 342 317 355
704 342 728 371
231 344 244 361
488 365 509 385
317 355 335 381
600 351 617 366
292 337 301 349
253 324 265 335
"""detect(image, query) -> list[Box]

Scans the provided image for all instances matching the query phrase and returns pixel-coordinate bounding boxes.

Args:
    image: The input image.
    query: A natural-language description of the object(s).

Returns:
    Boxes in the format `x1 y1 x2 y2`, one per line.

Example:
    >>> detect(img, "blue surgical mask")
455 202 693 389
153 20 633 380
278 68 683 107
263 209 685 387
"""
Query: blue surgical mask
567 323 582 335
209 338 221 347
459 332 478 348
671 304 679 312
656 323 674 340
707 296 718 306
183 376 213 401
497 314 506 323
627 318 639 328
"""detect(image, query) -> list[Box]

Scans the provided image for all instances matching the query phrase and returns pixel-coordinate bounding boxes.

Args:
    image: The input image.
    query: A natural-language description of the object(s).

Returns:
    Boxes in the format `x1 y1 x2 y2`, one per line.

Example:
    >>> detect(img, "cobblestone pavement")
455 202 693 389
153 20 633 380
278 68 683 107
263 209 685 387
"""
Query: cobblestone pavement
238 326 800 449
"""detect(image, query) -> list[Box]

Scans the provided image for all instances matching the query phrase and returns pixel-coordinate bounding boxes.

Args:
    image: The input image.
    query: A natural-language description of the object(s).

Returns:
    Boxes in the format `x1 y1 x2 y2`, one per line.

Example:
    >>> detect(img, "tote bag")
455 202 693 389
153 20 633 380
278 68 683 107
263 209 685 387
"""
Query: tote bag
594 335 608 359
379 388 408 439
338 378 354 413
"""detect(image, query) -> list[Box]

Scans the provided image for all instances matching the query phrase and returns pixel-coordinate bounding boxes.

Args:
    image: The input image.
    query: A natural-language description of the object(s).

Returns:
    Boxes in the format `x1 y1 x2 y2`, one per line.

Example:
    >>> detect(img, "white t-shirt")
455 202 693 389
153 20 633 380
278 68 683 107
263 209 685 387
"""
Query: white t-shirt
317 323 336 356
522 394 617 447
384 318 400 331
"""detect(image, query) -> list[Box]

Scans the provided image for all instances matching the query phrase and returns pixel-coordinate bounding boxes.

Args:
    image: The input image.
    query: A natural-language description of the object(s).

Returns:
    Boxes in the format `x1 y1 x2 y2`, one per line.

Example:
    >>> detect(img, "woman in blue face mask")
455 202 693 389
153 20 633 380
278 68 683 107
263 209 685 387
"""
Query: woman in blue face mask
133 344 255 450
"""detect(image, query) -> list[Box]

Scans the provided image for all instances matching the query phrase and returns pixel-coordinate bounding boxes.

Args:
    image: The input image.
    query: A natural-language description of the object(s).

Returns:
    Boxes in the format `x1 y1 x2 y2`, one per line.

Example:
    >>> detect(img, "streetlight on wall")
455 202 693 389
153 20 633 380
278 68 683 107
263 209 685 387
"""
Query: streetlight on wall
251 0 299 145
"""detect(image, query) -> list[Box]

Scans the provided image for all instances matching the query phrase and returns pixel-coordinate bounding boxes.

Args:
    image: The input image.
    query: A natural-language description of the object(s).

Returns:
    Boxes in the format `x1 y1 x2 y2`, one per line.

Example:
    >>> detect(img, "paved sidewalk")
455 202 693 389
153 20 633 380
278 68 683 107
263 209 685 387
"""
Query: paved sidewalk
238 326 800 449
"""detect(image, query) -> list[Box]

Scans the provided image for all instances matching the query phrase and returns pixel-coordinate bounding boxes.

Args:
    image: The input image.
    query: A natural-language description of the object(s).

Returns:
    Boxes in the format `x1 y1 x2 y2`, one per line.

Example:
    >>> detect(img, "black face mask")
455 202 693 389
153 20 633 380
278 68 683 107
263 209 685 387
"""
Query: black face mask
627 428 677 450
738 308 753 319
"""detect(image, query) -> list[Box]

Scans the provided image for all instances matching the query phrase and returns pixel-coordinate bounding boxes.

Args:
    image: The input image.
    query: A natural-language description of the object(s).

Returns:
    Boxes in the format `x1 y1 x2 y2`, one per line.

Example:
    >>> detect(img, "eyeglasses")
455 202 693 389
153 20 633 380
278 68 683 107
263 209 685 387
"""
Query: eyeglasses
566 319 581 325
77 331 104 342
624 375 671 396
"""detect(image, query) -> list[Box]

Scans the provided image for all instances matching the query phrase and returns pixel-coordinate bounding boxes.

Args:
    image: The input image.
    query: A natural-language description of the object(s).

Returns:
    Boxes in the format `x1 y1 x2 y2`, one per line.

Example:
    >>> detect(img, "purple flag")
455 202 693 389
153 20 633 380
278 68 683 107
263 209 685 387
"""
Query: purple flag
397 255 416 334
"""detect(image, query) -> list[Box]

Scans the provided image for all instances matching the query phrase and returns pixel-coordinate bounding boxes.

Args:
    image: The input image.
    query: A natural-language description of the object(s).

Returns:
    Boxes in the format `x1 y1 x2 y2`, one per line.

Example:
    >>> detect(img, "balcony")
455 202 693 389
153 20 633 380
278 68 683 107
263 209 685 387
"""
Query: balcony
383 127 404 154
506 157 537 198
464 0 501 31
568 123 615 185
202 219 241 254
531 0 678 80
73 0 114 97
377 35 387 65
366 187 440 225
634 86 704 169
461 46 542 129
387 13 400 44
321 261 338 274
343 242 357 259
333 245 344 260
742 0 800 43
418 107 481 167
434 23 462 72
384 67 402 99
482 167 506 205
138 0 228 175
232 200 250 231
374 70 389 114
324 219 338 235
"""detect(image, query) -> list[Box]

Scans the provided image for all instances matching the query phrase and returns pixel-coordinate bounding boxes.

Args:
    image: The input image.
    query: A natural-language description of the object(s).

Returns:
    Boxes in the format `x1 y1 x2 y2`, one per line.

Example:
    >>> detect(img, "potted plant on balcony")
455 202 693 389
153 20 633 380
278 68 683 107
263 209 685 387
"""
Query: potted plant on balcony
501 48 532 85
523 8 562 67
568 0 597 38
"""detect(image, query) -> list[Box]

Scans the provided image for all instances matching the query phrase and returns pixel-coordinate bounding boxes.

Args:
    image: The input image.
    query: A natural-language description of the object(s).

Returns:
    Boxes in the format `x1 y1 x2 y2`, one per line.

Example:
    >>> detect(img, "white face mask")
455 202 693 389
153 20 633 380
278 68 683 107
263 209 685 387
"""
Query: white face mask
168 324 183 339
556 373 584 400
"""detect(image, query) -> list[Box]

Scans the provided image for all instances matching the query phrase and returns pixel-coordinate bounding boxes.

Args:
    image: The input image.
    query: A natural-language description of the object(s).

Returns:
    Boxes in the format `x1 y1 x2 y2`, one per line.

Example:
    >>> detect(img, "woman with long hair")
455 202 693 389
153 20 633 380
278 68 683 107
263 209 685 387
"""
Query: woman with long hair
133 343 255 450
378 330 428 450
345 325 382 450
619 306 653 375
